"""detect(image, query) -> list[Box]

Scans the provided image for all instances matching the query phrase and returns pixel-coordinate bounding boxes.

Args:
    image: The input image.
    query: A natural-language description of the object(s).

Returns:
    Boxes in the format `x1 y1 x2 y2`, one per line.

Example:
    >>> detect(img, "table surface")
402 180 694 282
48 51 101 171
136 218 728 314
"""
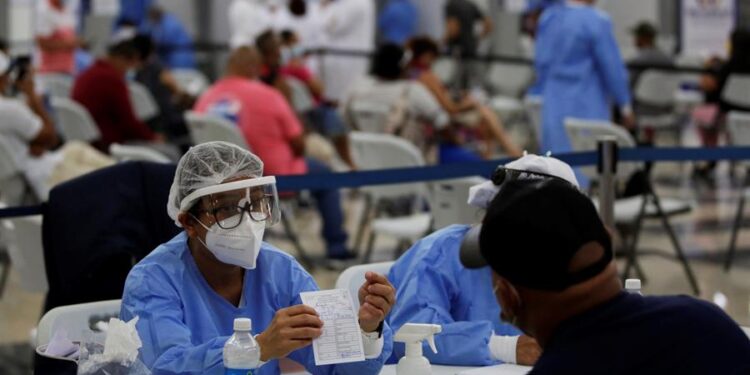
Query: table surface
380 364 531 375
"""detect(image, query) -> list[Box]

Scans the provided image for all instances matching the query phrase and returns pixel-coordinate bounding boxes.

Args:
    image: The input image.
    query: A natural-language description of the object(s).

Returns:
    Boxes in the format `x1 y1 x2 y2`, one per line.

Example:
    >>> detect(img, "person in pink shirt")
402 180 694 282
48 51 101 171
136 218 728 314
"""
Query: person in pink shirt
194 46 352 261
35 0 81 75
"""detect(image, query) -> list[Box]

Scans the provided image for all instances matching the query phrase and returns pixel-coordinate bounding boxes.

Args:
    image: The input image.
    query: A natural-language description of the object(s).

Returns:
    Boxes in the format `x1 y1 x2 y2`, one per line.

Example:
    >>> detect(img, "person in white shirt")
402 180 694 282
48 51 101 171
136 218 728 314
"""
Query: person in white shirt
0 52 112 203
319 0 375 103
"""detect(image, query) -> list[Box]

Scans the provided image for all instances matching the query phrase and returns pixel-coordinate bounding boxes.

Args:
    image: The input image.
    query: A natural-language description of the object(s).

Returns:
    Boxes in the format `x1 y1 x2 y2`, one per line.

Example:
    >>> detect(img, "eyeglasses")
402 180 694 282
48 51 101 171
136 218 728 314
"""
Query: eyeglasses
491 167 573 187
198 193 274 230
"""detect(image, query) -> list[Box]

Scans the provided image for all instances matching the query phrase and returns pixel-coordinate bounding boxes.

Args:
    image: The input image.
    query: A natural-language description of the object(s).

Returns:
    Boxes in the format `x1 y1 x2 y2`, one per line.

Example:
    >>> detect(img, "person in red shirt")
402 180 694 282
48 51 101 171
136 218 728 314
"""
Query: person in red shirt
194 46 353 261
72 32 162 152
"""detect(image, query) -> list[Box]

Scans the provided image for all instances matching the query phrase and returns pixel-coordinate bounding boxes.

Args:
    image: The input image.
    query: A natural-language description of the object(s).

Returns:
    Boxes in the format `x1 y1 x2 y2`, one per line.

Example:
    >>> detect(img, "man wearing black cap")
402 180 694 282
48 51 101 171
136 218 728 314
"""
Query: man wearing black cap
463 178 750 373
629 21 672 86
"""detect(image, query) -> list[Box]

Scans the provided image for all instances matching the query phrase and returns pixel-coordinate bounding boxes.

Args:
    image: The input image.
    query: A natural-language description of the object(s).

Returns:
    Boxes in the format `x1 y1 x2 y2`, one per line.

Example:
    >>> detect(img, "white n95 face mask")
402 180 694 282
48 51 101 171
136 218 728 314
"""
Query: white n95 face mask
196 213 266 269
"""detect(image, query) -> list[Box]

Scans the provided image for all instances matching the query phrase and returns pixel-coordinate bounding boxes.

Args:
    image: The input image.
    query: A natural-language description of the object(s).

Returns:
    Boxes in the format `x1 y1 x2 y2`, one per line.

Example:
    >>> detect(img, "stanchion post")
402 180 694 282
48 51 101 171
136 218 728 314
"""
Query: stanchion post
597 137 618 247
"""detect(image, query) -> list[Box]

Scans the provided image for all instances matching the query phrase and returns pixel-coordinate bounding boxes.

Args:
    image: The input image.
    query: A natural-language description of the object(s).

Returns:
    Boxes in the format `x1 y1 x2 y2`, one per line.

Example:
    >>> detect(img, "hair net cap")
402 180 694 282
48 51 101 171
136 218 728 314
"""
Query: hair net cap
167 141 264 227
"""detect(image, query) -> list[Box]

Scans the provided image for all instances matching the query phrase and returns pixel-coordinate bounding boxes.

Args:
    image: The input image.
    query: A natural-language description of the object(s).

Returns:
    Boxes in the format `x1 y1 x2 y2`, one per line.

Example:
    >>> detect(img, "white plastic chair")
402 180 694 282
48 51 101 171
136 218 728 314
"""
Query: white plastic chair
50 97 102 143
524 95 543 150
433 57 457 85
0 214 47 293
0 137 35 205
743 326 750 339
36 299 122 347
128 81 160 122
487 63 533 98
725 111 750 271
37 73 73 98
431 177 487 230
171 68 209 96
633 70 682 141
348 101 391 133
721 74 750 109
184 111 252 150
349 132 432 262
334 261 394 308
287 77 315 113
565 118 699 294
109 143 171 164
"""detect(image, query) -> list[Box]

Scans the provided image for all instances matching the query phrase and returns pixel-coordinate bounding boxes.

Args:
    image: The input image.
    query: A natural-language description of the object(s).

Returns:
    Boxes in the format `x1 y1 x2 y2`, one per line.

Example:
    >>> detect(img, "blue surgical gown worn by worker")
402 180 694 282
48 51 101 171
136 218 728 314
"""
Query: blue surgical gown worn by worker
387 225 520 366
120 232 393 375
378 0 418 45
534 3 631 154
116 0 154 27
146 13 196 69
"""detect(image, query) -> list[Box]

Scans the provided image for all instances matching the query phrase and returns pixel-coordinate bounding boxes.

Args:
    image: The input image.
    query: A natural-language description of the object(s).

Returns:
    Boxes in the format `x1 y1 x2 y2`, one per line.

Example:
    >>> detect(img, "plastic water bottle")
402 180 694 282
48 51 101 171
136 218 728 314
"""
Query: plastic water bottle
625 279 643 295
224 318 261 375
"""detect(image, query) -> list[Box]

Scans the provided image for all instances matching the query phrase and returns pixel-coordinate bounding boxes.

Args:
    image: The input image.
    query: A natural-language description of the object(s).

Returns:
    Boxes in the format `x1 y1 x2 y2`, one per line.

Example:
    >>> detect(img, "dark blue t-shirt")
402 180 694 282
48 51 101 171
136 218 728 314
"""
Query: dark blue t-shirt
531 292 750 374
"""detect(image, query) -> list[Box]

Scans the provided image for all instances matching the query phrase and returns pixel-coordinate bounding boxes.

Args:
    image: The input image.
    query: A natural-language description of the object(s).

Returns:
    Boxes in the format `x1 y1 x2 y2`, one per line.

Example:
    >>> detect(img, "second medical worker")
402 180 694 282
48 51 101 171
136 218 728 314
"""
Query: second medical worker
120 141 396 374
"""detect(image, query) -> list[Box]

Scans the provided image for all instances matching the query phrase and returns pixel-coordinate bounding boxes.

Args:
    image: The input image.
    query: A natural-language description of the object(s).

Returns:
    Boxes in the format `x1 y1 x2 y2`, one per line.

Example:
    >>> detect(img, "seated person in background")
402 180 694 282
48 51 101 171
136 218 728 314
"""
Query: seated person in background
121 141 395 374
389 154 573 366
143 5 196 69
461 177 750 374
132 34 193 149
262 29 356 169
0 51 113 201
194 46 354 261
696 29 750 177
405 37 522 162
628 21 672 86
72 29 165 153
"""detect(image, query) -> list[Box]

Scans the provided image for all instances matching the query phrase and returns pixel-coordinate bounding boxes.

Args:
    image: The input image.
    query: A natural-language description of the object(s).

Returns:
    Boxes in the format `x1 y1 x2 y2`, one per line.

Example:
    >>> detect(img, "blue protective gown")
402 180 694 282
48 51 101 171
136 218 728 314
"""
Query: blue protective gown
121 232 393 375
387 225 520 366
146 13 196 69
116 0 153 27
534 3 631 153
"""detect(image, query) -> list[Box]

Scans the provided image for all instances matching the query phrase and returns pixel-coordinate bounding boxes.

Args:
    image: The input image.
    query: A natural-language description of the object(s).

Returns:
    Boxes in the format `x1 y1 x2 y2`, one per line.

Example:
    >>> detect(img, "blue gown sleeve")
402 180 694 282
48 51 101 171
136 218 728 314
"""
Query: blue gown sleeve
592 15 632 107
120 267 226 375
284 262 393 375
389 264 498 366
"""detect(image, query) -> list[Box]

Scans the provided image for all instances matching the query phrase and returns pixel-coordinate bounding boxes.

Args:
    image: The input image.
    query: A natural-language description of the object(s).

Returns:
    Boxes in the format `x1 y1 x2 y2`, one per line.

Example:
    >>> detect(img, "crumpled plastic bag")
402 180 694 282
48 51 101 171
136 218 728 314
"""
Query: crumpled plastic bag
77 317 151 375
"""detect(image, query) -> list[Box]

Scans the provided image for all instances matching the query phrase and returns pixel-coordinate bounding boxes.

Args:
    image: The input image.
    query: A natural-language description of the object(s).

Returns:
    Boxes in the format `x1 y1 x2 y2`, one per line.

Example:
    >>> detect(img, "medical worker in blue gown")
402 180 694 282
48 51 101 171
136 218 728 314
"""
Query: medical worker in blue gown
121 141 395 375
534 0 634 153
144 5 196 69
387 154 579 367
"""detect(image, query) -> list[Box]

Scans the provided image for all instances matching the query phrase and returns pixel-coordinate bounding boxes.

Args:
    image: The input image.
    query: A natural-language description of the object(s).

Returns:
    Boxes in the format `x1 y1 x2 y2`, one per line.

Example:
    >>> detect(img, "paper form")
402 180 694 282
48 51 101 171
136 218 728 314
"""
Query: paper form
300 289 366 366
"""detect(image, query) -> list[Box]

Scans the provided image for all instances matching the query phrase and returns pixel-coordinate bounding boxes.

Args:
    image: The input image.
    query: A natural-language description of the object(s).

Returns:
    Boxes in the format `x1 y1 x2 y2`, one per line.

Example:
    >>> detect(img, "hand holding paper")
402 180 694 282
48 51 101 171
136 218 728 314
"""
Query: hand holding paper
300 289 366 366
256 305 324 362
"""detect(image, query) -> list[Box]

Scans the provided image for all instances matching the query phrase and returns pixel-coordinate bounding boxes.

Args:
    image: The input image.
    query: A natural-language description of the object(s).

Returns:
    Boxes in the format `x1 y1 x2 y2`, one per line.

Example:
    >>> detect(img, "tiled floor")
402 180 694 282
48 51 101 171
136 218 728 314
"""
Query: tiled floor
3 143 750 373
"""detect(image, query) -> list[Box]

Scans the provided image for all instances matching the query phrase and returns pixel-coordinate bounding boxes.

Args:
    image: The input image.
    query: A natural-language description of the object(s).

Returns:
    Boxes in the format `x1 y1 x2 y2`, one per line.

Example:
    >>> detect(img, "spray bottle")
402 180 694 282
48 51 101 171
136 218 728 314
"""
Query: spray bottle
394 323 442 375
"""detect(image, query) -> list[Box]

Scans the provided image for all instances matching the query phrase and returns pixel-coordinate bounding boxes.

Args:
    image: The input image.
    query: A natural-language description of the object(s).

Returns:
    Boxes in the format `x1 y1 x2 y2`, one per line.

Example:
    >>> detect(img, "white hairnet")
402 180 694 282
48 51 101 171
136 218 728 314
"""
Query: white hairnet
167 141 264 227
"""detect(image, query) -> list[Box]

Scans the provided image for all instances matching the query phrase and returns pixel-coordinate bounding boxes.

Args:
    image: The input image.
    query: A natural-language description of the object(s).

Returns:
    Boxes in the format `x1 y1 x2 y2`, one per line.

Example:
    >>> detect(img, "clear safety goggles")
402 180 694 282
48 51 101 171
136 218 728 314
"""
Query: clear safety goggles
180 176 281 229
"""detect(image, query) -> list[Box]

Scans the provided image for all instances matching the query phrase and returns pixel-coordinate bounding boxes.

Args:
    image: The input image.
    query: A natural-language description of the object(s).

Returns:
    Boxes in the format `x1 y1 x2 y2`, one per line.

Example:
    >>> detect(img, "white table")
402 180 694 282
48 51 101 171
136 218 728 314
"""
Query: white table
380 364 531 375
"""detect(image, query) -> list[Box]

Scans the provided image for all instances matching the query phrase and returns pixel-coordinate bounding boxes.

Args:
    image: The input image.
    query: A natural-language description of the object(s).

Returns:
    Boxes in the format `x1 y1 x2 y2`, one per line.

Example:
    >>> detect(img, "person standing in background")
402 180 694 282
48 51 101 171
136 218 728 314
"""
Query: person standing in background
534 0 634 154
319 0 376 103
36 0 82 75
229 0 271 49
378 0 418 45
116 0 154 28
144 5 196 69
444 0 492 89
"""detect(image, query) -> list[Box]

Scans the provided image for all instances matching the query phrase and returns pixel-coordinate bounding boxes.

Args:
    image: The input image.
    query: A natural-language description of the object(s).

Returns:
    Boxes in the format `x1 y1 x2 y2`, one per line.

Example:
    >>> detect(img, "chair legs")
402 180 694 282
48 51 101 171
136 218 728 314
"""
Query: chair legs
726 175 749 272
353 195 373 256
623 195 649 284
0 249 10 299
650 191 701 295
363 232 377 264
280 206 315 270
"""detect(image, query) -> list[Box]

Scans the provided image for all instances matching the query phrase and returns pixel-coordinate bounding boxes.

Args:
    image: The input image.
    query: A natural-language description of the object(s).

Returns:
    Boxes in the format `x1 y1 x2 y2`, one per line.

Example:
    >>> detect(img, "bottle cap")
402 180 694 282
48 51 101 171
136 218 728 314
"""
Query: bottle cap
625 279 641 290
234 318 252 331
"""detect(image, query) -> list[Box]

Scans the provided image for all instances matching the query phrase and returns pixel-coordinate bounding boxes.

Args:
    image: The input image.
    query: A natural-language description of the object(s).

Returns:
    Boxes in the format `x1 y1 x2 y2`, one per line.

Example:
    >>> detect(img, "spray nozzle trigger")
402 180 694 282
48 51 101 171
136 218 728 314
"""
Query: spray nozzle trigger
427 335 437 354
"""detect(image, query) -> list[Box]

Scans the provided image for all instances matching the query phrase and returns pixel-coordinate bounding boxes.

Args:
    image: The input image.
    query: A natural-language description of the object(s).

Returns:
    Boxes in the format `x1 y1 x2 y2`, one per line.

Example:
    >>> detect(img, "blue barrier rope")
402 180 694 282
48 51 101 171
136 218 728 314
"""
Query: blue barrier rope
2 147 750 219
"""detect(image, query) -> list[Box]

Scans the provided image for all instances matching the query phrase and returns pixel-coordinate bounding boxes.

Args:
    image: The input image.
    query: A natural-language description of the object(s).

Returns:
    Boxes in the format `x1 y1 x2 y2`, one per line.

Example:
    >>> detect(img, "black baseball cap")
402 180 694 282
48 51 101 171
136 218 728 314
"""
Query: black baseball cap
460 178 613 291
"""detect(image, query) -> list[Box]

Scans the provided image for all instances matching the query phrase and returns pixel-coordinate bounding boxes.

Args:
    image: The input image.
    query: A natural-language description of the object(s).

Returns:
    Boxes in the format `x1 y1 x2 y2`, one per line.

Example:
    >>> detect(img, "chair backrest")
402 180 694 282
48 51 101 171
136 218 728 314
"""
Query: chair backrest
488 62 533 98
50 97 102 143
431 177 487 230
36 299 122 346
564 118 639 181
634 69 681 107
37 73 73 98
722 74 750 109
184 111 252 150
109 143 172 164
171 68 209 96
0 213 48 293
128 81 160 121
742 326 750 339
349 131 427 201
348 101 391 133
334 262 395 308
0 137 31 205
287 77 315 113
433 57 456 84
